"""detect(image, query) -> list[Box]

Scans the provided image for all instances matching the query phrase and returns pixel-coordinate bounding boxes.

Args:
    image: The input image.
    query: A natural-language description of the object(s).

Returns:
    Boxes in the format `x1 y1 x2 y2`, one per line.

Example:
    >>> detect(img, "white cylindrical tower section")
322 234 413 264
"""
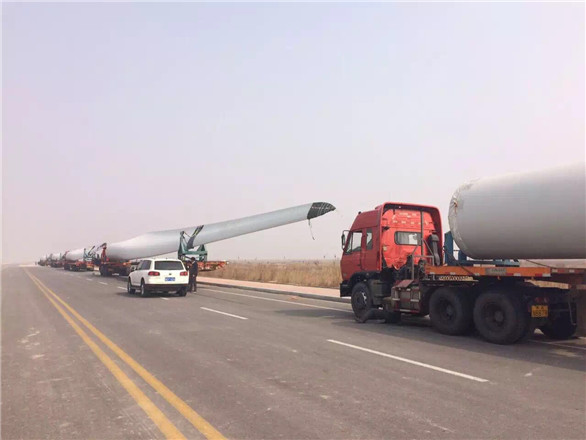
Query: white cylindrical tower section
449 162 586 260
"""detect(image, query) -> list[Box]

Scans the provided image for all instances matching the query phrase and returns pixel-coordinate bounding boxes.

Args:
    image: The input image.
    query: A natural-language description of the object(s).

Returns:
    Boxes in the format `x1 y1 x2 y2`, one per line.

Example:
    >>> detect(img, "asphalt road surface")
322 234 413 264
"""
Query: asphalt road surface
2 266 585 439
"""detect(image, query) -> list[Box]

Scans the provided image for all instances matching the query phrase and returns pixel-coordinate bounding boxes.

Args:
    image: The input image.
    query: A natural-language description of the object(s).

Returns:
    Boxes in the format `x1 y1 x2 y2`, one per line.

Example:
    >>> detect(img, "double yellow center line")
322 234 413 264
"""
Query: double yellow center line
25 270 226 440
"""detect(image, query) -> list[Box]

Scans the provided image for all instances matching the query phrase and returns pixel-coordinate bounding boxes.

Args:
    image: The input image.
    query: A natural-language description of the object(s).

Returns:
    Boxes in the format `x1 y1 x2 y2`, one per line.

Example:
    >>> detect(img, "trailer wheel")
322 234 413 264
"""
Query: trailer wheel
351 282 375 323
127 278 135 295
429 287 473 335
539 313 577 340
473 290 527 344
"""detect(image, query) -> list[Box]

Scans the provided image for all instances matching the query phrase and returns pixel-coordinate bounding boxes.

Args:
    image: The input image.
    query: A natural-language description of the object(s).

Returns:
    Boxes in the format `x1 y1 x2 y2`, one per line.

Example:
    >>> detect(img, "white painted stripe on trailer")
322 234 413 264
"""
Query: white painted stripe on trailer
200 307 248 320
327 339 489 383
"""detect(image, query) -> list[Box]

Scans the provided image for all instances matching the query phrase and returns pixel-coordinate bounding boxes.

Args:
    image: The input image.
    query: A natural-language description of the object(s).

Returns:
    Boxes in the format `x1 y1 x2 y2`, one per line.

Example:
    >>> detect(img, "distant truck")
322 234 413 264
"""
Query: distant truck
101 236 227 277
48 253 64 268
340 202 585 344
63 248 95 272
92 243 133 277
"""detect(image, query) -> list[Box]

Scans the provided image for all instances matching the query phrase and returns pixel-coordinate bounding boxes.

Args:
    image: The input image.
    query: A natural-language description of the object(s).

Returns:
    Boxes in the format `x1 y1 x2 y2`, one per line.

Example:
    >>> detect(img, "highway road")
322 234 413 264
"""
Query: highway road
2 266 585 439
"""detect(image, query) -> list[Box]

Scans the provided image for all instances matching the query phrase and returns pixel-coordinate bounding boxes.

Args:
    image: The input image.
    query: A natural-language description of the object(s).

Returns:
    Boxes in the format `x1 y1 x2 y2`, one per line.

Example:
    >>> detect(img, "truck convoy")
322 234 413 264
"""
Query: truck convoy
340 163 586 344
39 202 336 277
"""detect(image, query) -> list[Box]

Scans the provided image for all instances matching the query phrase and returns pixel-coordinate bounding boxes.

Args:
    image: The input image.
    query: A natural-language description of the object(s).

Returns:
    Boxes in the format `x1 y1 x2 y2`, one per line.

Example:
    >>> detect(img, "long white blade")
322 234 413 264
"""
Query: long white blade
104 202 335 261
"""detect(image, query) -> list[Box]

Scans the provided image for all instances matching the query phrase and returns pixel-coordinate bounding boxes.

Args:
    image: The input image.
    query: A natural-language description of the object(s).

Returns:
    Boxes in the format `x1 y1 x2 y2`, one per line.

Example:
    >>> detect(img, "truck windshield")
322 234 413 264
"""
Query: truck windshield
154 261 184 270
395 231 421 246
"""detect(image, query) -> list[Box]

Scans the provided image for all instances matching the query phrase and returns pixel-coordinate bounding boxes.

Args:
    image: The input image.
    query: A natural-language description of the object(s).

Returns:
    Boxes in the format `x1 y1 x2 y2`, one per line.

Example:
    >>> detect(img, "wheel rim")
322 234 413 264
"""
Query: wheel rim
352 289 368 313
481 302 506 332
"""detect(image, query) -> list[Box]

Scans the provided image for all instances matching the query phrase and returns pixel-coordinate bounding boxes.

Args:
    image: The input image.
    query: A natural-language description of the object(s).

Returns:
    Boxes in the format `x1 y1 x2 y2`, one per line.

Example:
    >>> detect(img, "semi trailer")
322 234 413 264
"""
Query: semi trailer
63 248 95 272
48 253 64 268
93 243 133 277
340 164 586 344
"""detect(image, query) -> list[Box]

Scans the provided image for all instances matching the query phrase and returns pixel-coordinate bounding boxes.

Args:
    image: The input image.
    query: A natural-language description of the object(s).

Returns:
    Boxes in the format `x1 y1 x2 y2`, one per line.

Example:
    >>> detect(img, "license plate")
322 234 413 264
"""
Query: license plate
531 305 548 318
165 277 175 282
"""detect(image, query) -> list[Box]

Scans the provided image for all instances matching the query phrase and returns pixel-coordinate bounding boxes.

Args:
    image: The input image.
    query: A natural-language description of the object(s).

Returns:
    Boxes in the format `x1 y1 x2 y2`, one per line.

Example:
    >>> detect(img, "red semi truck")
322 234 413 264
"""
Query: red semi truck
340 202 585 344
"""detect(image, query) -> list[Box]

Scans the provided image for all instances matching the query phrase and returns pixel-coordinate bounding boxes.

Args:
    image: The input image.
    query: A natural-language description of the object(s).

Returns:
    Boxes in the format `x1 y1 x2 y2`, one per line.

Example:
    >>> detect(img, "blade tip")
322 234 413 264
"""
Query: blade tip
307 202 336 219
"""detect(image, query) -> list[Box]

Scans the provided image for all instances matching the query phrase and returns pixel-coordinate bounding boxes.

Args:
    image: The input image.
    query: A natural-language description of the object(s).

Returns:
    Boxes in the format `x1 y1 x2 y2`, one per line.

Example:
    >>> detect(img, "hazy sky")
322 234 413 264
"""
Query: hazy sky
2 2 584 264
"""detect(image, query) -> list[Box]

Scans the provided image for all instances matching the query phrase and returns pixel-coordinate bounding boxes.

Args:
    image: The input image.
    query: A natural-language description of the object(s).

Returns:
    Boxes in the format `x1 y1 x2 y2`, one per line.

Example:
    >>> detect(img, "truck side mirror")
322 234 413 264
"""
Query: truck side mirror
341 232 347 250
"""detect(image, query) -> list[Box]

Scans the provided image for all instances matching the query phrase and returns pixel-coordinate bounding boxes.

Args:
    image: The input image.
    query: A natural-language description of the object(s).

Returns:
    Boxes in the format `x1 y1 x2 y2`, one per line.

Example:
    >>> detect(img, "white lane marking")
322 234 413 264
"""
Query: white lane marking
117 287 126 290
161 297 170 301
203 288 351 313
200 307 248 320
85 279 93 282
327 339 489 383
530 340 586 352
99 282 108 285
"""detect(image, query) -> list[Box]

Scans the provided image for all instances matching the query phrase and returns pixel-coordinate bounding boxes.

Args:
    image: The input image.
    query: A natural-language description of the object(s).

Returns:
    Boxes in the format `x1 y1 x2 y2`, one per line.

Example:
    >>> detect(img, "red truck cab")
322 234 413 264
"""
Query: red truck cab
341 202 442 290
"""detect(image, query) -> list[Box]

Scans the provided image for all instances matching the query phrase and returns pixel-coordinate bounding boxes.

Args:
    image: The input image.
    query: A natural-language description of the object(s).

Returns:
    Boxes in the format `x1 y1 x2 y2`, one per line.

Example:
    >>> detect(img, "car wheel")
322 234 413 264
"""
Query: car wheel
177 287 187 297
127 278 135 295
140 280 148 297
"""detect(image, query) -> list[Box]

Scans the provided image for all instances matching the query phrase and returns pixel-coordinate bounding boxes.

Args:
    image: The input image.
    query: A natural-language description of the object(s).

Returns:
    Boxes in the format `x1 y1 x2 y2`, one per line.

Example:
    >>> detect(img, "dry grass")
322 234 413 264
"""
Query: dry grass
205 259 585 290
204 260 342 289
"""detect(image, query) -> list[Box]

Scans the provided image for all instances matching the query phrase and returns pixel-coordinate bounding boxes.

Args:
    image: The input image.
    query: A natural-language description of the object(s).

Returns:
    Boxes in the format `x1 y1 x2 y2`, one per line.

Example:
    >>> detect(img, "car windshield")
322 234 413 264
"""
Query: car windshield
154 261 184 270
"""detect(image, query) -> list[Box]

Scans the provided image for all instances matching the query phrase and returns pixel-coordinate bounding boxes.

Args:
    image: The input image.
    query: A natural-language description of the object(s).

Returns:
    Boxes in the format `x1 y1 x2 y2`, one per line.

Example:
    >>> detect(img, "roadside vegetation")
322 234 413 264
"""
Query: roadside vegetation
204 260 342 289
204 259 586 290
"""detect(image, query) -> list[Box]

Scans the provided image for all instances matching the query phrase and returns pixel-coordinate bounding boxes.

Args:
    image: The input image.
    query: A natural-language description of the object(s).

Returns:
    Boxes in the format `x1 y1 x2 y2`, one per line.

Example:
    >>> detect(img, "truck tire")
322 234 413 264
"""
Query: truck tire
351 282 375 323
127 278 135 295
429 287 473 335
473 290 528 344
539 314 577 340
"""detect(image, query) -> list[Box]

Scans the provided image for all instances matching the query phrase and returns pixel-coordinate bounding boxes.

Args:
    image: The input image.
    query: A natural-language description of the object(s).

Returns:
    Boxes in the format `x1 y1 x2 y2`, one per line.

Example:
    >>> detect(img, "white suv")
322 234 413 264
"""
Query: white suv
127 258 189 297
